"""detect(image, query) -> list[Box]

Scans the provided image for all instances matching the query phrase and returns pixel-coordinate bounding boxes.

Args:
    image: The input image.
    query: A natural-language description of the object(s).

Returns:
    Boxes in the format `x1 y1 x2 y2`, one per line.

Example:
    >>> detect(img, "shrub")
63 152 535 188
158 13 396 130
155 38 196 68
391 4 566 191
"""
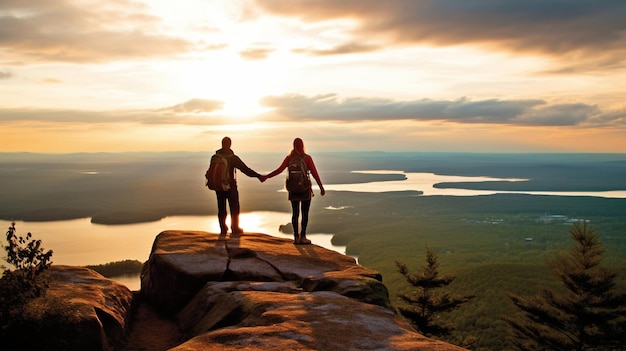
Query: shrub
1 222 53 338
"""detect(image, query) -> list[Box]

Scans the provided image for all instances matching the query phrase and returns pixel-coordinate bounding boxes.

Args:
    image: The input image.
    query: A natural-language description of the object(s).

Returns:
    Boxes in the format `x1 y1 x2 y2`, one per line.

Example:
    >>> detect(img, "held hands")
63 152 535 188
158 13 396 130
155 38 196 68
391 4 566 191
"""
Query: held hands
258 175 268 183
320 186 325 196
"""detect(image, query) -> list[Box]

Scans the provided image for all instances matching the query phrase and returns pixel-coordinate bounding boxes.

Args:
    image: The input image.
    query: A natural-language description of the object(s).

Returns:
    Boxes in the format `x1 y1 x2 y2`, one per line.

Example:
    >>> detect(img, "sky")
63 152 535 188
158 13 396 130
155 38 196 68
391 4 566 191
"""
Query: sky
1 0 625 153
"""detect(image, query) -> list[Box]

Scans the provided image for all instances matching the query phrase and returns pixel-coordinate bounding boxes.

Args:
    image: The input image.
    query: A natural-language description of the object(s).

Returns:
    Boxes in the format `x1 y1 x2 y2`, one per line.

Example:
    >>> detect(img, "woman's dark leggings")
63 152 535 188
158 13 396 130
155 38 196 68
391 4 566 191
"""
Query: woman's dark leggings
291 199 311 235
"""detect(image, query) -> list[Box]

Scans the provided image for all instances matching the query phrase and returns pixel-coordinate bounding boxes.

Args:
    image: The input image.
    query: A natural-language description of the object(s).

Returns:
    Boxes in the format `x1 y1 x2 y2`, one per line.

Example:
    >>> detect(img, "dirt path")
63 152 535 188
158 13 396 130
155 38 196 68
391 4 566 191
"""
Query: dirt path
123 299 184 351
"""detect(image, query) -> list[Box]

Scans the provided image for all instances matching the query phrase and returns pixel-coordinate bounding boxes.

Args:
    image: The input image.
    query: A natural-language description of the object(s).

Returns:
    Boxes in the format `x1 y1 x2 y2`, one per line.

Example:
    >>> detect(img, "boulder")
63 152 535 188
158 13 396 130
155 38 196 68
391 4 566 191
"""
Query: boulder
141 231 467 350
5 265 133 351
140 231 386 313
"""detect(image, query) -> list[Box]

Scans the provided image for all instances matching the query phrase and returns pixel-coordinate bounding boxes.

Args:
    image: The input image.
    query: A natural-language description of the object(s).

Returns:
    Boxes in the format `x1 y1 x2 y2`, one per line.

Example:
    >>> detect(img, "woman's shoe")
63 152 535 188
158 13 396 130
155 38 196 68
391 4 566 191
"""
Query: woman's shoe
293 233 301 244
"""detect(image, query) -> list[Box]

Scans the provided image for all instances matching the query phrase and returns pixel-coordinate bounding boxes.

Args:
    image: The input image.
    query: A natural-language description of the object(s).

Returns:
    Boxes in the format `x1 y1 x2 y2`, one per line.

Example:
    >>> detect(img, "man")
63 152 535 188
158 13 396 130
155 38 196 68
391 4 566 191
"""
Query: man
213 136 262 234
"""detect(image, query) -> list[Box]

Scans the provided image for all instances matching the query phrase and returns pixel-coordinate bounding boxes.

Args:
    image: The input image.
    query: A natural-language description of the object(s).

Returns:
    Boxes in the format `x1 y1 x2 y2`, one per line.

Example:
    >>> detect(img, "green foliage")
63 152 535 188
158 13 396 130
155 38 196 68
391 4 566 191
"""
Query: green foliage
85 259 143 277
506 223 626 351
3 223 53 278
395 247 475 338
311 193 626 350
1 222 54 339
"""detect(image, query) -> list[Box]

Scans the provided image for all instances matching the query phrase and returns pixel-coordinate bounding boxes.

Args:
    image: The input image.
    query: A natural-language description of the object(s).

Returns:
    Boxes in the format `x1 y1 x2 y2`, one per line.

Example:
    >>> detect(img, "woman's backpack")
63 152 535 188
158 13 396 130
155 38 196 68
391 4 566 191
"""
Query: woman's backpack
285 154 311 193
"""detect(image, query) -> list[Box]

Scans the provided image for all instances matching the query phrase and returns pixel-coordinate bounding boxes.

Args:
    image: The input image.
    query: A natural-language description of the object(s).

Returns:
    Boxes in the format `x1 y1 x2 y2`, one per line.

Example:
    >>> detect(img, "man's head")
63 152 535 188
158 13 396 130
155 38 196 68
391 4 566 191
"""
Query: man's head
222 136 232 149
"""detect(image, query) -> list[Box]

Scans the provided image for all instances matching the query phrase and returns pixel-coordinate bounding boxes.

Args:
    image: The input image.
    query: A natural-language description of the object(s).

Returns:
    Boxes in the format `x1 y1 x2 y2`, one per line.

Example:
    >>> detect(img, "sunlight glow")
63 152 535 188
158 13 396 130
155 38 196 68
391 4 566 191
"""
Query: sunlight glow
207 212 283 234
170 54 285 117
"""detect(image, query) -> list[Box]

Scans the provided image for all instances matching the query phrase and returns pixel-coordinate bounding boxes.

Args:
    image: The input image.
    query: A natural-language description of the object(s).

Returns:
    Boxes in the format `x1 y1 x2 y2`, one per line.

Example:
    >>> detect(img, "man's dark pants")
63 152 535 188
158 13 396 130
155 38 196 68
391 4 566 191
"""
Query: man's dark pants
216 185 240 234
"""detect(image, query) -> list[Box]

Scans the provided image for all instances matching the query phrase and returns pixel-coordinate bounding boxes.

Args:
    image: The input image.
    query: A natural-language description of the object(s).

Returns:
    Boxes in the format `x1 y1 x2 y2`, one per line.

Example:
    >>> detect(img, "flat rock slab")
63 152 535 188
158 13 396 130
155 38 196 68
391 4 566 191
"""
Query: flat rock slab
140 231 467 350
141 231 385 312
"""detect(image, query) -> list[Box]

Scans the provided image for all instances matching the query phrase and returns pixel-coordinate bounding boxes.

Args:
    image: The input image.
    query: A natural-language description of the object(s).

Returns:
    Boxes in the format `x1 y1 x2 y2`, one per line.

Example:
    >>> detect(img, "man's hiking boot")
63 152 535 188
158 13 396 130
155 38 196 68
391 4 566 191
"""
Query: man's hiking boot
293 233 311 245
220 224 228 235
299 234 311 245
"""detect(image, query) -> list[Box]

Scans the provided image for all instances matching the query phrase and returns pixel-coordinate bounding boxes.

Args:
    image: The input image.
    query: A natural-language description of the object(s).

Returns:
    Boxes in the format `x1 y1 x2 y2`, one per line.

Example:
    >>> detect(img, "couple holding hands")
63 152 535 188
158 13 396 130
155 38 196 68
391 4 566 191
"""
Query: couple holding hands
213 136 325 245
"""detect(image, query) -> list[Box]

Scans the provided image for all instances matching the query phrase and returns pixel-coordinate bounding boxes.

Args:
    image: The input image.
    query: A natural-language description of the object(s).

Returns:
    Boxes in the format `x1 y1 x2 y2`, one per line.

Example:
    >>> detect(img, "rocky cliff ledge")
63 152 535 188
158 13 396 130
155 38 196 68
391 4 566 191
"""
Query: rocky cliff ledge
10 231 467 351
140 230 465 351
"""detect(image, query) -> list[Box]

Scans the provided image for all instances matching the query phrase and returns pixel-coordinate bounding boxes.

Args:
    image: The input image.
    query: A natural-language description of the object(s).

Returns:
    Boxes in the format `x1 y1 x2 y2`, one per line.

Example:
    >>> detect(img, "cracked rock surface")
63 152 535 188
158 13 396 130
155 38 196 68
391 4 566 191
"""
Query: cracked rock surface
140 231 467 350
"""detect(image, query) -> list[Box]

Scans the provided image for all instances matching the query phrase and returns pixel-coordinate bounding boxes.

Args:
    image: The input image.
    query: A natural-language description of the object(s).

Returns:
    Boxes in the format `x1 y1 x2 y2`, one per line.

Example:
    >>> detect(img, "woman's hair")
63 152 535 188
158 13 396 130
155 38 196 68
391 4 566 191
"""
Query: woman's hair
291 138 305 155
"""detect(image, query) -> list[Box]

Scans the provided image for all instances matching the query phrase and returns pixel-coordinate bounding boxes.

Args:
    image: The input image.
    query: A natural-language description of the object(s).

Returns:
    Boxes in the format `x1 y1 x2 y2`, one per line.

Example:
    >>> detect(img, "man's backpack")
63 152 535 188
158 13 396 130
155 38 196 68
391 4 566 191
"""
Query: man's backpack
285 154 311 193
206 153 231 191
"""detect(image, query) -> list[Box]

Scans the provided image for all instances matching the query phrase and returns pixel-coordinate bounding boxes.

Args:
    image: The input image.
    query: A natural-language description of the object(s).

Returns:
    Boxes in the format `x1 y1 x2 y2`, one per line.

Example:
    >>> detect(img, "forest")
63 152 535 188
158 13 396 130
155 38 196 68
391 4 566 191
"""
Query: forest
309 192 626 350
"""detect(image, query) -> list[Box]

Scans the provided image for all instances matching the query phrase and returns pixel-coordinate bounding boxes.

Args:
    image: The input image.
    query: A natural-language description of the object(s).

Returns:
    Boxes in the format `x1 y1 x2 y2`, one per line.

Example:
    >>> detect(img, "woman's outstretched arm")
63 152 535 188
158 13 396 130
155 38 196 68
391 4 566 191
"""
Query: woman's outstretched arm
264 155 290 179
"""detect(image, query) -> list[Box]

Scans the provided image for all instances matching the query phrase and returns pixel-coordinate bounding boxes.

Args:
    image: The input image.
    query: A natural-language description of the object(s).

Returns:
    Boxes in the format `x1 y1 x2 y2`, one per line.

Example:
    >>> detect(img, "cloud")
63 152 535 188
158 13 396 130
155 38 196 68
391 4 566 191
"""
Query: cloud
0 96 615 128
254 0 626 64
0 99 228 125
157 99 224 113
42 78 62 84
294 42 380 56
260 94 605 126
240 45 275 60
589 108 626 125
0 70 12 79
0 0 195 63
515 103 598 126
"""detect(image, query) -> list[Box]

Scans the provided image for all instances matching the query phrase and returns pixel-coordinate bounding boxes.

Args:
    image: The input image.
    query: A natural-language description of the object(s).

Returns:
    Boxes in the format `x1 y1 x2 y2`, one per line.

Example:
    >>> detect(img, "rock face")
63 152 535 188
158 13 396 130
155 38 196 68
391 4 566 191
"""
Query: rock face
141 231 467 350
6 265 133 351
6 231 466 350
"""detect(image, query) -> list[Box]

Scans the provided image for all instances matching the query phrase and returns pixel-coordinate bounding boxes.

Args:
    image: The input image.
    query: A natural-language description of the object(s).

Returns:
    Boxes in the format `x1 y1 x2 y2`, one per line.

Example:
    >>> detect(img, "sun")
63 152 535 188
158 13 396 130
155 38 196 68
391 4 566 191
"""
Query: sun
170 50 285 118
147 0 294 119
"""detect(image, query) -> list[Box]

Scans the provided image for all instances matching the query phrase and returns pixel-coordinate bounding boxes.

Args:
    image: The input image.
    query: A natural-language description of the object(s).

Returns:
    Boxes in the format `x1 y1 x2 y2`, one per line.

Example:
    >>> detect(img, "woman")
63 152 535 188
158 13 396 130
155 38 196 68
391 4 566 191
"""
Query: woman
262 138 325 244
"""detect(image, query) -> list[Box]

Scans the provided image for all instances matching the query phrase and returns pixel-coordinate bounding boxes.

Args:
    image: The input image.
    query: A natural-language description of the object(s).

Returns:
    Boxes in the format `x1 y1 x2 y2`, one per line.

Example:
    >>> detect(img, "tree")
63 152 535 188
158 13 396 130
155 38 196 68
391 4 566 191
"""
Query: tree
507 222 626 351
1 222 54 339
395 247 475 337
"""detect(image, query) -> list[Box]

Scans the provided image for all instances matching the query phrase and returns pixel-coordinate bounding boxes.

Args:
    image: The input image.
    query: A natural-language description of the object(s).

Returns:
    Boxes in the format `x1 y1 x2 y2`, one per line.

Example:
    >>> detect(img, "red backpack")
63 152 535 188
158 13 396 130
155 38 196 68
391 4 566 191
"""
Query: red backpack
205 153 231 191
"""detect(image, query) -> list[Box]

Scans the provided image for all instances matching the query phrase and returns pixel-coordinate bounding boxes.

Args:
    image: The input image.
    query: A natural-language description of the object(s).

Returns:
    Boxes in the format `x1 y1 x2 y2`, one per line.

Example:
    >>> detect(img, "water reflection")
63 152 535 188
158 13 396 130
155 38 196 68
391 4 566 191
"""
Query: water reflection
1 213 346 291
326 171 626 198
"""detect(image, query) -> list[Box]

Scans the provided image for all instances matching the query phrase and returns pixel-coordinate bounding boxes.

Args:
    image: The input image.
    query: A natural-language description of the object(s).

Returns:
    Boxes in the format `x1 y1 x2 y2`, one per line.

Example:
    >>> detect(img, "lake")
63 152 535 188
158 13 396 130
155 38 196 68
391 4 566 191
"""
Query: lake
1 212 348 290
327 171 626 198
